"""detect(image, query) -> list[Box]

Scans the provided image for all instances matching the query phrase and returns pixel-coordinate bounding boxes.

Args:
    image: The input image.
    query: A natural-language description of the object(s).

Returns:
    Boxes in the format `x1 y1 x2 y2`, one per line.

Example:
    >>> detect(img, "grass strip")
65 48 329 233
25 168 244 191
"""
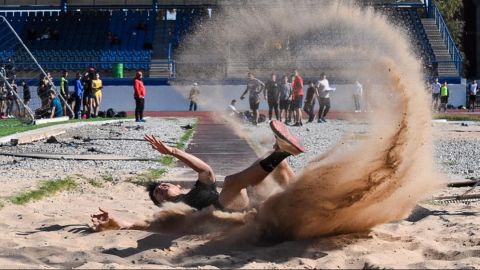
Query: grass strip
434 114 480 122
132 121 197 184
0 117 135 137
10 177 78 205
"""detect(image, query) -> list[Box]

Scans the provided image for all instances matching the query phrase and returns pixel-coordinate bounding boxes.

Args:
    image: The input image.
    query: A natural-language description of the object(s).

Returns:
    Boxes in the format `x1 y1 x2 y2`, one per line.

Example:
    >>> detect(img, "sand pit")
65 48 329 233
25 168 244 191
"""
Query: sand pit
0 117 478 268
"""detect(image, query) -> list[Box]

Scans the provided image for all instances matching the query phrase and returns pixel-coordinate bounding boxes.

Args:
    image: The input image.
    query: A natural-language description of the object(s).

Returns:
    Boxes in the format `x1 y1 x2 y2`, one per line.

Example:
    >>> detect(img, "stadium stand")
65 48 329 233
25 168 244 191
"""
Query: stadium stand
0 0 462 81
0 10 154 75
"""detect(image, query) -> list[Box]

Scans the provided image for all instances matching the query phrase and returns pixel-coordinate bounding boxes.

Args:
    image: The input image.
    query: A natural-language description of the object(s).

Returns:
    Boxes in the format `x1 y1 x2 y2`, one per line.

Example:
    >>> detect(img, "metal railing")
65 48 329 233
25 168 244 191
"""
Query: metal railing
431 2 463 75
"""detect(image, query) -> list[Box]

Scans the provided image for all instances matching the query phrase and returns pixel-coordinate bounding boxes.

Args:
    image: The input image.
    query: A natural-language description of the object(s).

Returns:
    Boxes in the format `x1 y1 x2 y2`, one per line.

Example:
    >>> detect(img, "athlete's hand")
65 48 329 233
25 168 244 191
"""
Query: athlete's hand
90 207 122 232
144 134 174 155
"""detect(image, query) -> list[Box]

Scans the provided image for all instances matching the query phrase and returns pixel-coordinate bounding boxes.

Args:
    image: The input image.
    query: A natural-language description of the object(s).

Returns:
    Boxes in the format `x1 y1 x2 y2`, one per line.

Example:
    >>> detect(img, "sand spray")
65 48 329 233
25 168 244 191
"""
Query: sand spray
163 1 443 241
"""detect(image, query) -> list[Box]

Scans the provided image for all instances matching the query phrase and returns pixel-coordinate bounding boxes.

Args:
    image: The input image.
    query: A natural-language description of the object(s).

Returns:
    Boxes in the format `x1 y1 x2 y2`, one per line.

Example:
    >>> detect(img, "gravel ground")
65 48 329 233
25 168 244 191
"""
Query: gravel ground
0 117 476 188
434 138 480 180
0 117 196 183
242 120 480 182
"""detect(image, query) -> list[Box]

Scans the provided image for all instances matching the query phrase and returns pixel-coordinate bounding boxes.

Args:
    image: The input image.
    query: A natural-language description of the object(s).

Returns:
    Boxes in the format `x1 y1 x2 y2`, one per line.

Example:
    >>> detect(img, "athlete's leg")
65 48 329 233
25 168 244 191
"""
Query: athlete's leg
219 120 304 209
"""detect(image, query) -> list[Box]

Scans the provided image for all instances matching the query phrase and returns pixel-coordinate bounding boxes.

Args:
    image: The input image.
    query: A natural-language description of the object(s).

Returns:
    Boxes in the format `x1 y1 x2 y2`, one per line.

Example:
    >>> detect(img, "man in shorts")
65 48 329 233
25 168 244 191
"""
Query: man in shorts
468 80 478 112
291 69 304 126
91 120 304 231
279 75 292 123
240 72 265 125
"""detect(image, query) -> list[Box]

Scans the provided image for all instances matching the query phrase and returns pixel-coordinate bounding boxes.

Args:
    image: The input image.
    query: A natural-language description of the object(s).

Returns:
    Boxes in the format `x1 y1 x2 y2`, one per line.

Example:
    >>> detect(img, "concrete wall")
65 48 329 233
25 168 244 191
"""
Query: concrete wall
100 83 468 112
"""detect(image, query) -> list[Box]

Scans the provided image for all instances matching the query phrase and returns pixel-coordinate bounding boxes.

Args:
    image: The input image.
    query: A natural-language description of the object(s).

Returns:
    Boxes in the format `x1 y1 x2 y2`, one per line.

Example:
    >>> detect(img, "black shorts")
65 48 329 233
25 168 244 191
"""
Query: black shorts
293 96 303 109
440 96 448 104
249 98 259 110
469 95 477 103
279 100 289 110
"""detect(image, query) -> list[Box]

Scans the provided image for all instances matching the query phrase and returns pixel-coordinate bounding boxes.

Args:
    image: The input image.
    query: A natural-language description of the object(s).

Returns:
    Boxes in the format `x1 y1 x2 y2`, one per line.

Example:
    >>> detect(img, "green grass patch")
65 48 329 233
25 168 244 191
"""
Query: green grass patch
129 168 167 184
101 175 114 182
0 116 135 138
87 178 104 188
160 123 197 165
10 177 78 205
132 121 197 184
434 114 480 122
160 155 175 166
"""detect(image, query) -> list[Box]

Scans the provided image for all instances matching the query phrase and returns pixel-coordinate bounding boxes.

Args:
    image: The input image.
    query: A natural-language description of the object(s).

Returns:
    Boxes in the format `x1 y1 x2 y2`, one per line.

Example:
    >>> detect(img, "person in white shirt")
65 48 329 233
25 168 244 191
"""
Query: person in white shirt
227 99 240 117
353 81 362 112
316 73 336 123
431 78 441 111
469 80 478 112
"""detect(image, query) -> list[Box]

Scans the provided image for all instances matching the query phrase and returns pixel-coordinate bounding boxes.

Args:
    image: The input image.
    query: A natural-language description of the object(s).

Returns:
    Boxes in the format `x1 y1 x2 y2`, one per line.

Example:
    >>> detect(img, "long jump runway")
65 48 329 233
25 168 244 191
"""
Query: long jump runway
146 112 259 185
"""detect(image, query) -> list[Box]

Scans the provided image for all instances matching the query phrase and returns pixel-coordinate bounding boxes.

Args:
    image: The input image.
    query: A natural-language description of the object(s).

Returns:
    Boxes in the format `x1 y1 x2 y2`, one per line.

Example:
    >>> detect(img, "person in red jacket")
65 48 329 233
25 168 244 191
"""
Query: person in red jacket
291 69 304 126
134 71 146 122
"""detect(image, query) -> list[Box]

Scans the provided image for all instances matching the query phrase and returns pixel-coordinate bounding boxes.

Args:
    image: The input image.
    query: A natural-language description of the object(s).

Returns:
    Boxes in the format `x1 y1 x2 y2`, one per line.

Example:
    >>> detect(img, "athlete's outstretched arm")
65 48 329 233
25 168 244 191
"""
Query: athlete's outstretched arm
144 135 215 184
91 208 150 232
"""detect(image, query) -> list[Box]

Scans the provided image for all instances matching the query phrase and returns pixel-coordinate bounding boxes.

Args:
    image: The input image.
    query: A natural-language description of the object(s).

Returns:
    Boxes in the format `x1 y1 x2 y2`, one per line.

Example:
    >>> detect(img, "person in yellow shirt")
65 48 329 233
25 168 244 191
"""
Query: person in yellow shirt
92 72 103 117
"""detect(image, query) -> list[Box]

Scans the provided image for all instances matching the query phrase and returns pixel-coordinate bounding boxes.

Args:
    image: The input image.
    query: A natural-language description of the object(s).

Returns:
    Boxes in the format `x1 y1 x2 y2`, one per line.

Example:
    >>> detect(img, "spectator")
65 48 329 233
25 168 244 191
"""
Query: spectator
82 71 94 119
92 72 103 118
134 71 146 122
188 82 200 111
136 22 147 31
291 69 304 126
37 27 51 40
22 81 30 106
353 80 363 112
27 28 37 40
265 73 280 121
5 80 17 118
279 75 292 123
303 81 317 123
439 81 449 113
59 70 69 116
37 73 49 108
51 29 60 41
0 64 6 118
316 72 336 123
48 90 63 118
5 58 15 82
72 72 84 119
240 72 265 125
468 80 478 112
431 77 441 111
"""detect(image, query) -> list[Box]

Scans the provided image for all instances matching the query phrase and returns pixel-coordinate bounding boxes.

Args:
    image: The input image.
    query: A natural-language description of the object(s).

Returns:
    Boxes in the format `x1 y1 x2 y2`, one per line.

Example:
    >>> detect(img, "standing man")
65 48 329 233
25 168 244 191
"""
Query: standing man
279 75 292 123
317 72 336 123
188 82 200 111
265 73 280 121
439 81 449 113
59 70 69 116
353 80 363 112
134 71 146 122
240 72 265 125
291 69 304 126
431 77 441 111
303 81 317 123
72 72 84 119
468 80 478 112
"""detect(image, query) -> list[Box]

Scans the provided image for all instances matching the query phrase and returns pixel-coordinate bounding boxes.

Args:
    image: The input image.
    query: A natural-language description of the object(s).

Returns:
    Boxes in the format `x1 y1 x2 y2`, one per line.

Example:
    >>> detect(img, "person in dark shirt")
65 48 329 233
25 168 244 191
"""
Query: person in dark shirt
304 81 318 123
265 73 281 121
240 72 265 125
90 120 305 232
22 81 31 106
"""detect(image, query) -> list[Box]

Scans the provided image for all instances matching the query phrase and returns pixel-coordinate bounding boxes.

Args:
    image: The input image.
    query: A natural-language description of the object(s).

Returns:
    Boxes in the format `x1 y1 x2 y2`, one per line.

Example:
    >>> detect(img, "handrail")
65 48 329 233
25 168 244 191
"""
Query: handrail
431 2 463 75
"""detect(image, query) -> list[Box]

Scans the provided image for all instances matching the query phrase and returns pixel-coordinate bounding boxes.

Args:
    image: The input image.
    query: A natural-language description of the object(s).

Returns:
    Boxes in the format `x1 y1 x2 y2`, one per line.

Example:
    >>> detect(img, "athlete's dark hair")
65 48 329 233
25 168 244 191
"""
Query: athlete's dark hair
146 182 161 205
